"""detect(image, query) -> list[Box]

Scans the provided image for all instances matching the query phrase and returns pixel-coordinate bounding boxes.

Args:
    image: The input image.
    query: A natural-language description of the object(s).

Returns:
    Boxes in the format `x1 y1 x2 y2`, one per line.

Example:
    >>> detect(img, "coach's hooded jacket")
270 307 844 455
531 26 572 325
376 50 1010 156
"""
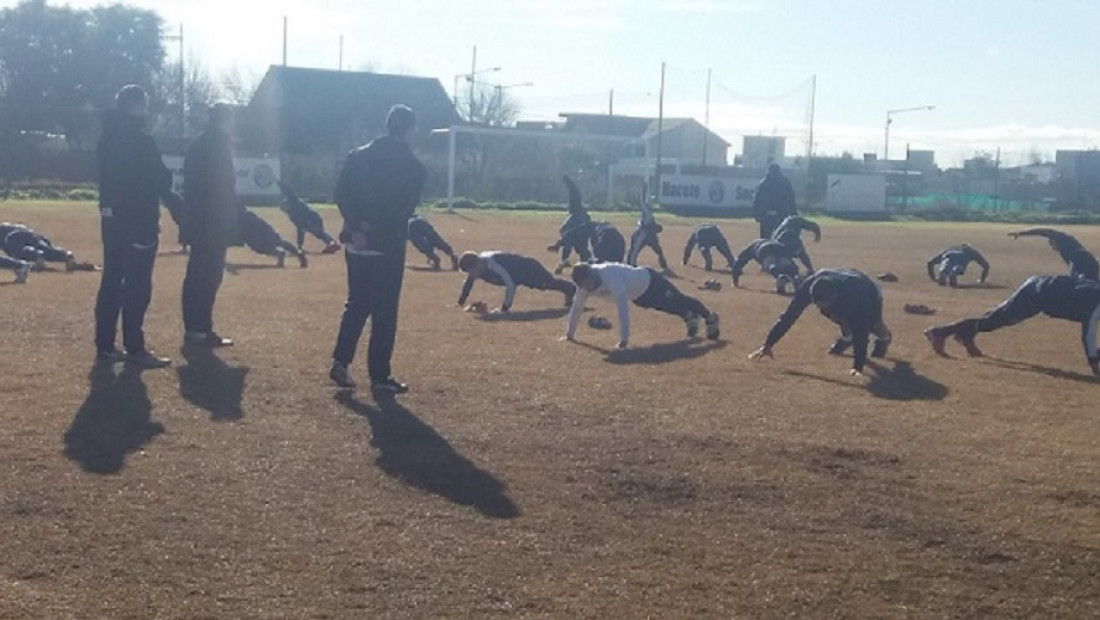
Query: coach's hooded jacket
96 108 173 244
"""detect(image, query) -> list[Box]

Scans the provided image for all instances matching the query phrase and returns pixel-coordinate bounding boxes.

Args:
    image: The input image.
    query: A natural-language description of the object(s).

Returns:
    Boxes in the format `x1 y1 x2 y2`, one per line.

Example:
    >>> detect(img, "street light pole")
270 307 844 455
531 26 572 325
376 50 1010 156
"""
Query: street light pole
884 105 935 160
451 66 502 120
162 24 185 145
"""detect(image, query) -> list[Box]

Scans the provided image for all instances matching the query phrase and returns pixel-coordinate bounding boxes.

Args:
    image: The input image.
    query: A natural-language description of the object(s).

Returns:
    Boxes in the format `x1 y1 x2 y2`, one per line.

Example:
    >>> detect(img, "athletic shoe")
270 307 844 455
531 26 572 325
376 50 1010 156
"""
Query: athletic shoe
322 241 342 254
704 313 720 340
276 251 286 268
329 362 356 388
65 255 77 271
297 253 309 268
775 275 795 295
924 327 949 356
125 350 172 369
828 337 853 356
685 315 701 338
871 338 891 358
96 348 126 364
371 377 409 394
13 262 30 283
184 331 234 347
954 334 983 357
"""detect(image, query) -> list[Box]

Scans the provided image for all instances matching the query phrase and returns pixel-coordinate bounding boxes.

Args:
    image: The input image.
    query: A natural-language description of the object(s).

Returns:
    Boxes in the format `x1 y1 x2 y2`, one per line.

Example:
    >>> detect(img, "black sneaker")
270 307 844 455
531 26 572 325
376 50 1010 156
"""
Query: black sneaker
870 338 891 358
96 348 126 364
329 362 356 388
125 350 172 369
184 331 233 347
828 338 853 356
371 377 409 395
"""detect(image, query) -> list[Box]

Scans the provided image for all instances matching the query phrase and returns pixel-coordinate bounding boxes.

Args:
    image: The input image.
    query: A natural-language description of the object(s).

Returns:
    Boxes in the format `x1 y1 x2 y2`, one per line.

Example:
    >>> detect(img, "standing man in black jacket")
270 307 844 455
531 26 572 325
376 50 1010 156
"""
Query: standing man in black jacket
181 103 237 347
93 85 174 368
749 268 892 376
330 105 427 393
752 163 797 239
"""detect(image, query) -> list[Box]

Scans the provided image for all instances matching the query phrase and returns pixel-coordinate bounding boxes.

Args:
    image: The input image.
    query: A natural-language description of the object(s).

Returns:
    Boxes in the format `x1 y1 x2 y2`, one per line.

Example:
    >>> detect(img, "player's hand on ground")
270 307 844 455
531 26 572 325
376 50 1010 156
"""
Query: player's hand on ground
1090 361 1100 376
1007 232 1019 239
748 346 773 360
849 368 864 377
616 340 628 349
490 307 507 315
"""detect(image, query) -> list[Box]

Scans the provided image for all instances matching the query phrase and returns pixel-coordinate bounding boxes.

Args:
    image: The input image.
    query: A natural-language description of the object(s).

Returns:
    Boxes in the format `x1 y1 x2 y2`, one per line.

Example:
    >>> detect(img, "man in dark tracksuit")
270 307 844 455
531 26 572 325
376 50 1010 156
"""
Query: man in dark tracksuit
548 175 593 272
752 163 797 239
730 238 802 293
926 244 990 287
182 102 238 347
1008 228 1099 280
457 251 575 311
236 204 307 268
407 214 458 270
682 223 736 272
591 221 626 263
626 184 669 270
330 104 427 393
925 275 1100 374
277 180 340 253
750 268 892 376
1 222 77 269
771 215 821 273
93 85 174 368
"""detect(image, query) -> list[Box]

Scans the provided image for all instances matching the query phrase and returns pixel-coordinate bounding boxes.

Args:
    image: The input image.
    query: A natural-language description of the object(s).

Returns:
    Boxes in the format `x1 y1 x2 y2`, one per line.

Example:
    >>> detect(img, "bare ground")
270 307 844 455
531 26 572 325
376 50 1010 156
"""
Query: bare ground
2 203 1099 619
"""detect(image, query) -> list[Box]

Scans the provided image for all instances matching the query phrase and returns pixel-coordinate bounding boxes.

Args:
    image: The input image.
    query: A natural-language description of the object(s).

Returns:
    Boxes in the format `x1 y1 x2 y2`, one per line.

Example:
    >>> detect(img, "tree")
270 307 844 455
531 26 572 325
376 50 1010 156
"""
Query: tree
149 55 223 146
0 0 165 146
456 82 519 127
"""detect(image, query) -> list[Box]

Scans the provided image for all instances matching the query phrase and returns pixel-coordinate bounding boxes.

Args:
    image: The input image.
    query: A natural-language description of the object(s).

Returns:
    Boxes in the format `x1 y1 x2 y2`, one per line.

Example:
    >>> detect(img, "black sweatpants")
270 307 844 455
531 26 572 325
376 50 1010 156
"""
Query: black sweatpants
628 227 668 269
332 247 407 381
700 239 737 271
946 276 1047 339
293 211 333 248
182 241 228 334
1068 249 1100 281
94 224 158 354
409 227 453 261
512 258 575 302
0 256 25 270
633 268 709 319
4 231 70 263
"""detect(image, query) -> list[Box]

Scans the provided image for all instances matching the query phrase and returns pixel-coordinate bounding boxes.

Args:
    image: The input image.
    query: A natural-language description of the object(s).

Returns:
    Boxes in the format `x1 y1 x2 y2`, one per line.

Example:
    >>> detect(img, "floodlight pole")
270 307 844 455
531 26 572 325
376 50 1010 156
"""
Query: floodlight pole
884 104 934 160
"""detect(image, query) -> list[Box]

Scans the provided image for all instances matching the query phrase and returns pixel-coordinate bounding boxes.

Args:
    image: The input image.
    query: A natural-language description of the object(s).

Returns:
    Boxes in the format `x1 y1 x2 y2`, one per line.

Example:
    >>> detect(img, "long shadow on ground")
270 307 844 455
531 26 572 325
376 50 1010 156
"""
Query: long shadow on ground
63 364 164 474
224 263 283 275
581 339 728 365
784 359 949 401
334 392 519 519
477 306 570 322
982 355 1098 384
177 345 249 421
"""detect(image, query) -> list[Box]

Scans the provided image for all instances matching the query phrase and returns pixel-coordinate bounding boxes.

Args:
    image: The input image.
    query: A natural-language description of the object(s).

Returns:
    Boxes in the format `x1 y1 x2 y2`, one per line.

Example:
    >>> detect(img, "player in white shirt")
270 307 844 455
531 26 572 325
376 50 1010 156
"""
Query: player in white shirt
564 262 719 348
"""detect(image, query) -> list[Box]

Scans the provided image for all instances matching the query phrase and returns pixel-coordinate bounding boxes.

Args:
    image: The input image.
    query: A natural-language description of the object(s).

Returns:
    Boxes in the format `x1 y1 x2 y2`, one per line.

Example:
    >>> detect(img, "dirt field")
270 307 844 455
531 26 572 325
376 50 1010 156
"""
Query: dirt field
2 202 1099 619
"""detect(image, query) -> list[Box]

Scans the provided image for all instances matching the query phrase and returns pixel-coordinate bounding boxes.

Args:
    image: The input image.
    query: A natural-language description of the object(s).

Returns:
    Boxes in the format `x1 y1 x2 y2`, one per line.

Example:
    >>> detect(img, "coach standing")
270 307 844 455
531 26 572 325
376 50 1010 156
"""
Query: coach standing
329 104 426 394
752 162 798 239
94 85 174 368
181 103 237 347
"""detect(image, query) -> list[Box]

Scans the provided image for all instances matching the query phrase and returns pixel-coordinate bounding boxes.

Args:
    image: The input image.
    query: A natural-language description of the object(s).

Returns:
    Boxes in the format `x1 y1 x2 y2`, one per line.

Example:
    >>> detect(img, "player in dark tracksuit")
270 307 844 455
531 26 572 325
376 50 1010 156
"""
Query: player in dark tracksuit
771 215 821 273
626 185 669 270
925 275 1100 374
926 244 989 287
1008 228 1099 281
591 221 626 263
236 204 308 268
1 223 79 269
752 163 798 239
750 268 893 376
548 175 593 272
277 180 340 253
730 238 802 293
407 214 459 270
457 250 575 312
683 223 736 272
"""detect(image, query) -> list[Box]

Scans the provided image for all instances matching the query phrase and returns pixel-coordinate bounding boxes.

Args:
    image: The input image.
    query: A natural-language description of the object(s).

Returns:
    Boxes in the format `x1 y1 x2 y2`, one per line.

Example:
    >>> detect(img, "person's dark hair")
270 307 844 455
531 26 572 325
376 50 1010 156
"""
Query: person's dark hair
387 104 417 137
114 84 147 113
571 263 593 284
457 251 481 273
809 277 838 305
767 162 781 174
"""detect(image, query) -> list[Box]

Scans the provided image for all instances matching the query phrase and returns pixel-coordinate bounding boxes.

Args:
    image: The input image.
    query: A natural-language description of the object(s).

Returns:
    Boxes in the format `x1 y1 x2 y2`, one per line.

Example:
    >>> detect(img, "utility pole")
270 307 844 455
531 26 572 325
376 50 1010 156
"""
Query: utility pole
654 62 666 206
282 16 288 66
702 68 711 167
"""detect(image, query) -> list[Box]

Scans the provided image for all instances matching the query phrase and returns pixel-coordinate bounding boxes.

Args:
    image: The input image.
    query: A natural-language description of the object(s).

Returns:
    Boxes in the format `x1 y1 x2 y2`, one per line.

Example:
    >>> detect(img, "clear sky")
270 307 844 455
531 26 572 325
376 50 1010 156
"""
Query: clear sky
8 0 1100 166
